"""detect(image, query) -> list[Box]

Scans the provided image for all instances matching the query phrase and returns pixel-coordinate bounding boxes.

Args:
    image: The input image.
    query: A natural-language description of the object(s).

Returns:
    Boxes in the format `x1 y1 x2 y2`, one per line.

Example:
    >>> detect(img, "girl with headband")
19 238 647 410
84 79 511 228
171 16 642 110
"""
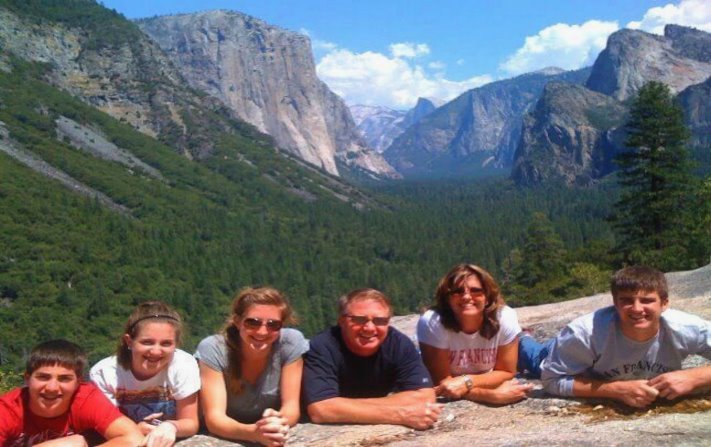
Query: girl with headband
91 301 200 447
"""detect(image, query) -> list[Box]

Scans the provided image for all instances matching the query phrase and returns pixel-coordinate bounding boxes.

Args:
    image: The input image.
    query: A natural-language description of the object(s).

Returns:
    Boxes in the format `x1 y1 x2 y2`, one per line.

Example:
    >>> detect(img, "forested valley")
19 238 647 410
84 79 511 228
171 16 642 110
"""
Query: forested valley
0 56 621 378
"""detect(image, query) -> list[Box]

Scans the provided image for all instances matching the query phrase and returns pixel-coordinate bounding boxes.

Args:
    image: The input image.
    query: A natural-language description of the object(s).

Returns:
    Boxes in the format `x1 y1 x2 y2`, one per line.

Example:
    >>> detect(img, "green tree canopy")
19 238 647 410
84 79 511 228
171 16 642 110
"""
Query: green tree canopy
612 81 698 270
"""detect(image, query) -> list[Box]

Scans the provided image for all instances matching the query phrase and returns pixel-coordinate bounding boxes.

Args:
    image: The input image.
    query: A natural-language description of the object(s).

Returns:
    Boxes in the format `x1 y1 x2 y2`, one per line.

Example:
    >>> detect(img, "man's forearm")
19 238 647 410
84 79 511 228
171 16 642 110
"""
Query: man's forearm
308 389 435 425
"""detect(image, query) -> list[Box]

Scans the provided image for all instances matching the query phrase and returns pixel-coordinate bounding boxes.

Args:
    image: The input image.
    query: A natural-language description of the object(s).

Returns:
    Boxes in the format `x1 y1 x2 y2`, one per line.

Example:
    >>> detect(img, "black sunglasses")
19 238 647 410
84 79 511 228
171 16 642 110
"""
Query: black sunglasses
242 317 283 331
345 315 390 326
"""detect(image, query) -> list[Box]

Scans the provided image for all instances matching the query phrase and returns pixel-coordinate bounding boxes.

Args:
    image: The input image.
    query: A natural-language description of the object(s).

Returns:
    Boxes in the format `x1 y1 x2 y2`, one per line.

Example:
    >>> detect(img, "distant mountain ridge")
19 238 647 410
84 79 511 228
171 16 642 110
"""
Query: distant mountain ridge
137 10 398 179
383 68 591 179
350 97 443 153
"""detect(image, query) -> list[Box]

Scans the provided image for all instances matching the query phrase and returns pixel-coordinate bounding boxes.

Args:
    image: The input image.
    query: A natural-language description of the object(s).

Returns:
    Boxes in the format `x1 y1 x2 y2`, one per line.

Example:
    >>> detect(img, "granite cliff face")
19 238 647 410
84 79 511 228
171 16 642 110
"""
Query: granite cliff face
586 25 711 101
514 25 711 186
350 97 442 153
384 68 590 179
511 82 627 186
678 77 711 158
137 11 398 179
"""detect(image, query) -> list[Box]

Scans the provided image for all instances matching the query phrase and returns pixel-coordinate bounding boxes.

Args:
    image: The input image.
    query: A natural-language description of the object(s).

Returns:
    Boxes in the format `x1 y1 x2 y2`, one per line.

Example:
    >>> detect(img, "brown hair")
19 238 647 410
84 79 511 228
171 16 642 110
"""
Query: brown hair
26 339 87 378
117 301 183 370
222 287 295 394
337 288 393 317
433 264 504 339
611 265 668 301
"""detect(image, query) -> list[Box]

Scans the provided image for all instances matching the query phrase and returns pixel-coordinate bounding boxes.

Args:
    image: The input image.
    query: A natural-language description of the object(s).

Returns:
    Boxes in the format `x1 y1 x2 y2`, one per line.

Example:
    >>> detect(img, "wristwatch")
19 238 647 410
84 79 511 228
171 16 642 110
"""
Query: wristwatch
461 375 473 391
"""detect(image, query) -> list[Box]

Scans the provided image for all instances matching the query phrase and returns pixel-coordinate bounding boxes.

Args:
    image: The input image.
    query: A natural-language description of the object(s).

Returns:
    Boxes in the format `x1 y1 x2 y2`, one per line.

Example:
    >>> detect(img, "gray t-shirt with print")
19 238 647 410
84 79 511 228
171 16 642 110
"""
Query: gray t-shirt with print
195 328 308 423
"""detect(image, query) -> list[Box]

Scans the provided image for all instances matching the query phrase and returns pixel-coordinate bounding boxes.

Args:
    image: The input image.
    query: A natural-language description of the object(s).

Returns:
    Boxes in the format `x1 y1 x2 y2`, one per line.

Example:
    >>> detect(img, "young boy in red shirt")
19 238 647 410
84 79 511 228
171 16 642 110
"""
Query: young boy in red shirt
0 339 143 447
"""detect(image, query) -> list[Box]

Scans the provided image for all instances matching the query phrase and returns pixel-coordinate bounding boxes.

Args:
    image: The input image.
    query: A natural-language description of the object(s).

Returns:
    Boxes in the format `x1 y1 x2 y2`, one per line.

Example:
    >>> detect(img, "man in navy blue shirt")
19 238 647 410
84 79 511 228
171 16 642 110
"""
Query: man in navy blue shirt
303 288 442 429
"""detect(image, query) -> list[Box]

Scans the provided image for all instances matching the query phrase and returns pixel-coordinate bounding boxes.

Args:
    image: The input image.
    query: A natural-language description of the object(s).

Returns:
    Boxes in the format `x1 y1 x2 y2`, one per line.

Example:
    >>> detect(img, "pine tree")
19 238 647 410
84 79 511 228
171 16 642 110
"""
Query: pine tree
612 81 694 269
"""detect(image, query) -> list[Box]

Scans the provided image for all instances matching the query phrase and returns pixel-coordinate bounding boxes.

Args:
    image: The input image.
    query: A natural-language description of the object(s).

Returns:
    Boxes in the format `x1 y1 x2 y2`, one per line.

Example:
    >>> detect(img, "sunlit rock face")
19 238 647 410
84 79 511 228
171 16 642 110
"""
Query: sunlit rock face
138 11 398 178
511 82 627 186
586 25 711 101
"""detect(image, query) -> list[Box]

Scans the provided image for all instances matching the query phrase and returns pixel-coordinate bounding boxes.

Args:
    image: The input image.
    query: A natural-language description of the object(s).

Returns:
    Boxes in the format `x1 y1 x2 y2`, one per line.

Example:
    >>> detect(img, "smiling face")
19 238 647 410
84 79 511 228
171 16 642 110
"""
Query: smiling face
124 322 177 380
26 364 80 418
338 298 390 357
448 274 487 330
614 289 668 341
236 304 283 355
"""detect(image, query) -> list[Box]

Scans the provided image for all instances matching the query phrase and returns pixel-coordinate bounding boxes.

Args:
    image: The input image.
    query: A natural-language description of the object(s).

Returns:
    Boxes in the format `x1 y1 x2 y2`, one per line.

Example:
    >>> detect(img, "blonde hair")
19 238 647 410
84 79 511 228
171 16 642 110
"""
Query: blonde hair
222 287 295 394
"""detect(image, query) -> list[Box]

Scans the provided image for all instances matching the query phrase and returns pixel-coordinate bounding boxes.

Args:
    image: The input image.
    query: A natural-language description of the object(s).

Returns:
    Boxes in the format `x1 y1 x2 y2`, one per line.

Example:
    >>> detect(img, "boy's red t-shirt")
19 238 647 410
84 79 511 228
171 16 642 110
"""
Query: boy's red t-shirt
0 382 122 447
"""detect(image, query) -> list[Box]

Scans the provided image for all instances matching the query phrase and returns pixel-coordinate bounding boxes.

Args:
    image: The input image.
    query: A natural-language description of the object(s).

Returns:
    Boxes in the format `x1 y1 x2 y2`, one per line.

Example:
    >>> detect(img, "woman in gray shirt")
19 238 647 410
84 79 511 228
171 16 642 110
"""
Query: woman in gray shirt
195 287 308 447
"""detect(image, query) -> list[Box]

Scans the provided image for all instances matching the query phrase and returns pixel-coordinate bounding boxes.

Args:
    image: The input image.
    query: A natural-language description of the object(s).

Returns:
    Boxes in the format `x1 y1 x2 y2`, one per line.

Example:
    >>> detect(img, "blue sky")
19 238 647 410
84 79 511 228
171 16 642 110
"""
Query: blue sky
102 0 710 109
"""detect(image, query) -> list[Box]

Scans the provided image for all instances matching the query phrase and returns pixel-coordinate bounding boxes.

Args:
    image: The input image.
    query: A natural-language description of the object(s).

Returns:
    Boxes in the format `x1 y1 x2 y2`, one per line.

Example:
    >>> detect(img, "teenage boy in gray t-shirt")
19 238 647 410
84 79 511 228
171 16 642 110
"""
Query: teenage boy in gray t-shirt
519 266 711 408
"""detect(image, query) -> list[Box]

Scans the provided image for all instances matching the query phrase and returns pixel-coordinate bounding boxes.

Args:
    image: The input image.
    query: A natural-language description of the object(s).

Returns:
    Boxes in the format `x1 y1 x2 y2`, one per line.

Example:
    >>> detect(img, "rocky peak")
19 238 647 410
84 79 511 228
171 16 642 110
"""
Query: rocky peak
511 82 627 186
402 97 442 127
586 26 711 101
664 24 711 62
351 97 443 154
384 68 591 178
137 10 398 178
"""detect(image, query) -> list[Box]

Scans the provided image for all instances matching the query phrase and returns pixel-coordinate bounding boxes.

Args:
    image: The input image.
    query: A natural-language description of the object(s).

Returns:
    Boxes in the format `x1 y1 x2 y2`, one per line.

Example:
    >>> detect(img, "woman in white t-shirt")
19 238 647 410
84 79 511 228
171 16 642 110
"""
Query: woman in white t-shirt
417 264 532 404
90 301 200 447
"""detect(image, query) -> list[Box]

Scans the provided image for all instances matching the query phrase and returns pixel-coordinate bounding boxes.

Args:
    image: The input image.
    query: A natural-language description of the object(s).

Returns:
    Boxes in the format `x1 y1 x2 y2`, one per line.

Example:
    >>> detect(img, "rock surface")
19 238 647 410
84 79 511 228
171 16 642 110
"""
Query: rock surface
510 82 627 186
137 11 398 179
0 7 244 159
586 25 711 101
178 264 711 446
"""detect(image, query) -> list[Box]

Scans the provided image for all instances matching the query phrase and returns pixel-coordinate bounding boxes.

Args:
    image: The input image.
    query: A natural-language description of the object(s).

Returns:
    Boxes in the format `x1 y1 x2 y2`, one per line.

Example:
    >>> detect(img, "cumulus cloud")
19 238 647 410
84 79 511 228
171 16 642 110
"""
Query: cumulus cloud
389 42 430 58
627 0 711 34
500 20 619 75
316 48 491 108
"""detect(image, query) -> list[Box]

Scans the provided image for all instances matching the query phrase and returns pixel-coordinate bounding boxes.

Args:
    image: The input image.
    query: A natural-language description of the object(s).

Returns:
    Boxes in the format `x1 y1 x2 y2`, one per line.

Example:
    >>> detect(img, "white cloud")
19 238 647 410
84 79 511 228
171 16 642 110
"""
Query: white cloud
389 42 430 58
312 39 338 52
428 61 446 70
500 20 619 76
316 48 491 108
627 0 711 34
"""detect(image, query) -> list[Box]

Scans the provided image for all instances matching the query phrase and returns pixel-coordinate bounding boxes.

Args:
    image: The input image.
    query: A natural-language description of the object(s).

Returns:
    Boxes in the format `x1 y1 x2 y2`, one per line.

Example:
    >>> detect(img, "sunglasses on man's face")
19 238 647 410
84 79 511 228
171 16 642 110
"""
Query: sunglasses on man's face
345 315 390 326
242 317 283 331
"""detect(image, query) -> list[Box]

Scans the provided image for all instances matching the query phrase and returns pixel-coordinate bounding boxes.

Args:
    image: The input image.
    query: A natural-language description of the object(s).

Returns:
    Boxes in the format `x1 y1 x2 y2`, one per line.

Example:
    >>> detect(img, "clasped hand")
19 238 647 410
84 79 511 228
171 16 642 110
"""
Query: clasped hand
617 371 696 408
435 375 470 399
139 413 178 447
254 408 289 447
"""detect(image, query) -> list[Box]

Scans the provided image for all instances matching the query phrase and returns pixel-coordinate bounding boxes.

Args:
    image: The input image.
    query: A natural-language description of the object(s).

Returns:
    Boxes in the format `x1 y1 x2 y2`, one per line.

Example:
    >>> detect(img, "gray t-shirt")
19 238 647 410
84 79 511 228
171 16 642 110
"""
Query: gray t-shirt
195 328 308 423
541 307 711 396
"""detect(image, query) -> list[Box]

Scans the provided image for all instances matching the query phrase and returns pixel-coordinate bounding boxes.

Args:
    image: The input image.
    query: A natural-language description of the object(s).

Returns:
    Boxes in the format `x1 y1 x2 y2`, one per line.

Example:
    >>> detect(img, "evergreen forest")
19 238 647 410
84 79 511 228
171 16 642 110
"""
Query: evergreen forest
0 55 622 379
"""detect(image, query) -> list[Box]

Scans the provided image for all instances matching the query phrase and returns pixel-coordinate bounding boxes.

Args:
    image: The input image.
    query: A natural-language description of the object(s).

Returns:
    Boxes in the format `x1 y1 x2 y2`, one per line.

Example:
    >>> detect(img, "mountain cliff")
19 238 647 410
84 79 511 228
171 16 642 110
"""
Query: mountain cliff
512 25 711 186
137 11 398 179
350 97 442 153
511 82 627 186
678 77 711 168
383 68 590 179
586 25 711 101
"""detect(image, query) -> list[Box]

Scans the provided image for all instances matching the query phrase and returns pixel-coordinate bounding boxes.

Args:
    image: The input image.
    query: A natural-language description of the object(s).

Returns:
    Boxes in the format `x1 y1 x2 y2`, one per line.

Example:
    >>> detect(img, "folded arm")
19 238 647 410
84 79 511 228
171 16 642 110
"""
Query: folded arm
307 388 439 429
421 339 528 404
